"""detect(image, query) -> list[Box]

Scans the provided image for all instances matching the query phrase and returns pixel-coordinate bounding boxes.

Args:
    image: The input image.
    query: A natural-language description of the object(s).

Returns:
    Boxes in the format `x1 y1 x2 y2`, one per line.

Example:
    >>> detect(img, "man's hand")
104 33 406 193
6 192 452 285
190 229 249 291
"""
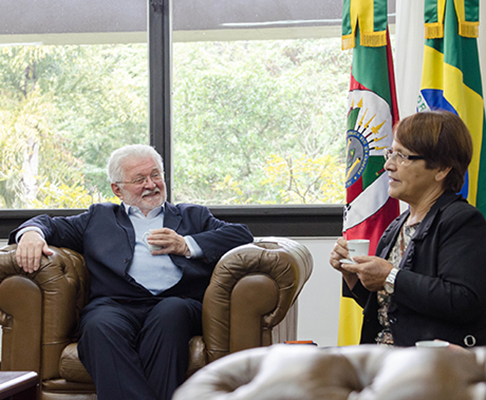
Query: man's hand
340 256 394 292
146 228 190 257
16 230 54 273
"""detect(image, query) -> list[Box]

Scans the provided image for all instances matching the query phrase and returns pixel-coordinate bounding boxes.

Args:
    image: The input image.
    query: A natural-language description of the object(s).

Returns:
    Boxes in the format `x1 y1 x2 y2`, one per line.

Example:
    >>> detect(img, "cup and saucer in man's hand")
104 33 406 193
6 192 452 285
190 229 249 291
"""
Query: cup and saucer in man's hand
142 230 163 252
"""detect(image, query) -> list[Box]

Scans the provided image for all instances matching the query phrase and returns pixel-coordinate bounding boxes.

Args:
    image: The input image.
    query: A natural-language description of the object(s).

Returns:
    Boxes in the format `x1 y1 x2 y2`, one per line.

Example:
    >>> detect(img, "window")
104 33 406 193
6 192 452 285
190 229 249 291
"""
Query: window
0 0 353 210
171 1 352 205
173 38 350 205
0 0 148 210
0 0 397 237
0 43 148 208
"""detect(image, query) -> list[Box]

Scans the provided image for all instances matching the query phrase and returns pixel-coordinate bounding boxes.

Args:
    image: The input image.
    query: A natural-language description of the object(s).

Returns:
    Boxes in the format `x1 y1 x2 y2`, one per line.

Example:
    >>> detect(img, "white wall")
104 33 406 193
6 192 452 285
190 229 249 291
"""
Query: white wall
293 238 341 347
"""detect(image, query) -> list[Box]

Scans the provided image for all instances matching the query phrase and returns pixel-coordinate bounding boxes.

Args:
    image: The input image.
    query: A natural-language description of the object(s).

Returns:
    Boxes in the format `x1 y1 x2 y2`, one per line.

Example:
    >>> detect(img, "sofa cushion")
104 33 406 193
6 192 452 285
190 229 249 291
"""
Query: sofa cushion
59 343 93 384
174 344 361 399
173 344 486 400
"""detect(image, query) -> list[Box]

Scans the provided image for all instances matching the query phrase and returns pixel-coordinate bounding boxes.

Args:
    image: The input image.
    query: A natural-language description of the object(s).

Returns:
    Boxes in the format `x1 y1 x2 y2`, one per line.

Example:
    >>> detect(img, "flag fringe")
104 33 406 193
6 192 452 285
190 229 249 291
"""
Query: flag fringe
361 31 387 47
425 22 444 39
342 34 355 50
342 30 388 50
458 21 479 38
425 21 479 39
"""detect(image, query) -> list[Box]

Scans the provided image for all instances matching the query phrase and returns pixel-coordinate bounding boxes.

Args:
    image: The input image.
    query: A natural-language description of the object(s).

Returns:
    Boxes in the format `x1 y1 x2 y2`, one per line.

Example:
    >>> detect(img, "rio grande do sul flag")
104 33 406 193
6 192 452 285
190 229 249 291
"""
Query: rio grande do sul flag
339 9 400 345
418 0 486 216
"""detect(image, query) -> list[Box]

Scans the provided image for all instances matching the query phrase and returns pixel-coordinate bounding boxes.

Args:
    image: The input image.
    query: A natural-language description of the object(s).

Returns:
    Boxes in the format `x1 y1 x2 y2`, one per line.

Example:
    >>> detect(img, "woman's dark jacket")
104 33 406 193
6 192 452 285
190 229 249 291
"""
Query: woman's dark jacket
347 191 486 347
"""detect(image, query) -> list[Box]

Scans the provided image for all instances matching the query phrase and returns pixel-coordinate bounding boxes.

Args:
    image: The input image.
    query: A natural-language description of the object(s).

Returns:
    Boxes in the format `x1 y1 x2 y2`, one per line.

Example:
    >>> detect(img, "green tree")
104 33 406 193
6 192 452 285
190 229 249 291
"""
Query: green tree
0 44 148 208
0 46 85 208
173 38 350 204
262 154 345 204
50 45 148 195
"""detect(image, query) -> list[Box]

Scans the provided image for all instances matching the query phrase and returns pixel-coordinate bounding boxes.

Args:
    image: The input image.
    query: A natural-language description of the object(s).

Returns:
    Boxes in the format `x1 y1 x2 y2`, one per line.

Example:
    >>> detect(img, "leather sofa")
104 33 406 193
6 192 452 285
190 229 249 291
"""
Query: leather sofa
0 236 313 400
174 343 486 400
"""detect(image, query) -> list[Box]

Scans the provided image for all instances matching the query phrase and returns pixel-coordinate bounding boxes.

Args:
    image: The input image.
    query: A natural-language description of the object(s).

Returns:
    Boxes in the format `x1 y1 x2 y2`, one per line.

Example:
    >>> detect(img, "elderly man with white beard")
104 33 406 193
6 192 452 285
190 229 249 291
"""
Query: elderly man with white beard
10 144 254 400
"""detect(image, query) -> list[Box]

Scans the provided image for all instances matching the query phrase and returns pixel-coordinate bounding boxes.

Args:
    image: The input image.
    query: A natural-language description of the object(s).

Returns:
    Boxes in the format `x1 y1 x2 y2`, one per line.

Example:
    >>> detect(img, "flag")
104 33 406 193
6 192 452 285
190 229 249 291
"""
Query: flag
423 0 479 39
342 0 388 50
339 2 400 346
418 0 486 216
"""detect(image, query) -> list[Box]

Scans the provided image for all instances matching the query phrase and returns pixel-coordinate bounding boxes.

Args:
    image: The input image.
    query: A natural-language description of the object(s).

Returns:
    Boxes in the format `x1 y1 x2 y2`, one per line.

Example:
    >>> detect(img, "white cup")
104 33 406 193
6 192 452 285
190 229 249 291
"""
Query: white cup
415 340 450 348
142 230 162 251
347 239 370 261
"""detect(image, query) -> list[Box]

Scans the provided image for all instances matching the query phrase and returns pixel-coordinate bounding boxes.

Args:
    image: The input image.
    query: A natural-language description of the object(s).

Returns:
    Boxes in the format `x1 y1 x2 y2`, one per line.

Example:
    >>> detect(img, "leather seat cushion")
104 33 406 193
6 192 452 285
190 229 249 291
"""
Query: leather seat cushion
59 343 93 384
174 344 486 400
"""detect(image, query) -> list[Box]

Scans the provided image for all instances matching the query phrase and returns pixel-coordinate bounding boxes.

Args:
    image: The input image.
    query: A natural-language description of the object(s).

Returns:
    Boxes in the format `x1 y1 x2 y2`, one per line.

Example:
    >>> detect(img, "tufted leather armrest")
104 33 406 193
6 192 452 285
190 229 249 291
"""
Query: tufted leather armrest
201 237 313 364
0 245 90 381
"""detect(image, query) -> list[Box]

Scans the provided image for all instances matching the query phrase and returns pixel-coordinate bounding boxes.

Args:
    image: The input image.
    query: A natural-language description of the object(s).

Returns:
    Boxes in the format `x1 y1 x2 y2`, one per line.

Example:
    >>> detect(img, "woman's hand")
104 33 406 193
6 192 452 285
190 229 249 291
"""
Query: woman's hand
340 255 394 292
329 237 359 289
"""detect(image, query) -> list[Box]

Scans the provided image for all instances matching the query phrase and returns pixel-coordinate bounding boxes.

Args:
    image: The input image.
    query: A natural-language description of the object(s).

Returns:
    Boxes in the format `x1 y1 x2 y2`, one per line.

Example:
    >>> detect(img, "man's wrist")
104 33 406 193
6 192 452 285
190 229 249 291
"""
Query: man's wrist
183 236 203 259
16 227 45 243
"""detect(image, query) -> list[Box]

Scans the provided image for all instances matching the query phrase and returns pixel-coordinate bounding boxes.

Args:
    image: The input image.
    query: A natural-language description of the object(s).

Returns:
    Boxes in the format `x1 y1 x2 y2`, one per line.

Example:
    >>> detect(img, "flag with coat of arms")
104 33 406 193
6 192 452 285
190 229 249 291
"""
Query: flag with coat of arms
339 0 400 346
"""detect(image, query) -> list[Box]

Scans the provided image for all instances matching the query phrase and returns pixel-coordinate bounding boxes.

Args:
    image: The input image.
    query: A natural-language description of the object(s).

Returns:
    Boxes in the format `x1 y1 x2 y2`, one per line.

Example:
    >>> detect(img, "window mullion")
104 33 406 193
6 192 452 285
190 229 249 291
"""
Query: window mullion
148 0 173 201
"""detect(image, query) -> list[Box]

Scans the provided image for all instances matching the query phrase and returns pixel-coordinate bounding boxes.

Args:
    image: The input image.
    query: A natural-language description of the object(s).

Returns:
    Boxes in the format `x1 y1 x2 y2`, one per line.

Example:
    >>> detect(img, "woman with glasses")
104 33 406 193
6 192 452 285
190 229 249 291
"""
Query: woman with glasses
330 110 486 347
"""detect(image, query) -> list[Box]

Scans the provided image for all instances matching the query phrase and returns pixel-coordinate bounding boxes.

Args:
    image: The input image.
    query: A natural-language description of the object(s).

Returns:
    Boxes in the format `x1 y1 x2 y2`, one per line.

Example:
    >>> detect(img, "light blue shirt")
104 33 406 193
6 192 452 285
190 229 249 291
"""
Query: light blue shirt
16 203 204 296
125 203 202 295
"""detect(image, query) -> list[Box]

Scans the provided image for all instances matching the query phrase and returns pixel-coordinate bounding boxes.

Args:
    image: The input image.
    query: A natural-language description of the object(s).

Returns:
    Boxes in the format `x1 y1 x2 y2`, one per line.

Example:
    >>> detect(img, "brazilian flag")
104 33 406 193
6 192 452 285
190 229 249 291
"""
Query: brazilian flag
418 0 486 215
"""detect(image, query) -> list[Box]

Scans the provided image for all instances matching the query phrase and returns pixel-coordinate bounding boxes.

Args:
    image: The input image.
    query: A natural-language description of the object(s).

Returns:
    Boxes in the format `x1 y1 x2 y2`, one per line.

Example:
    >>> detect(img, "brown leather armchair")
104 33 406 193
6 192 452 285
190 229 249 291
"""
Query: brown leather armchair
0 237 313 400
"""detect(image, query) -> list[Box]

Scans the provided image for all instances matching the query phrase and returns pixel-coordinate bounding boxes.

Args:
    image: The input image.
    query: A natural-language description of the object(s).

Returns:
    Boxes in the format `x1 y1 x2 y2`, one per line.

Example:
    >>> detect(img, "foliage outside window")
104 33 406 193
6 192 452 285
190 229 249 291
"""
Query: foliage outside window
0 36 350 209
172 37 350 205
0 44 148 209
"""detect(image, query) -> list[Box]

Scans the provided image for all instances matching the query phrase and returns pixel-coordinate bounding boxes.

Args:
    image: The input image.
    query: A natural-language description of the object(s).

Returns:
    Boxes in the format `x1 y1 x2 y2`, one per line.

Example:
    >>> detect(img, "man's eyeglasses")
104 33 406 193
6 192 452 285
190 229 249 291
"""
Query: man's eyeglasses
116 172 163 186
383 149 425 165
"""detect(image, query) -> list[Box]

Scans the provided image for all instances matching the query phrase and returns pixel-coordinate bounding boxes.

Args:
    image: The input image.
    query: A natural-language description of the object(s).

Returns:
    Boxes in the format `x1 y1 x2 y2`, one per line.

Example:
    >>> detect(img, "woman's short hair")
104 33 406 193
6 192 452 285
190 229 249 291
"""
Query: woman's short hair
107 144 164 184
394 110 473 192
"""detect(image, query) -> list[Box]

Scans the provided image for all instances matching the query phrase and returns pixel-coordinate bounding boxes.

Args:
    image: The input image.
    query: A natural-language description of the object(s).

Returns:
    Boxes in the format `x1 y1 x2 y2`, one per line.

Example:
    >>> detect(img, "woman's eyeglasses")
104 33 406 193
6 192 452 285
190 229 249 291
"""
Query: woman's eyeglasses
383 149 425 165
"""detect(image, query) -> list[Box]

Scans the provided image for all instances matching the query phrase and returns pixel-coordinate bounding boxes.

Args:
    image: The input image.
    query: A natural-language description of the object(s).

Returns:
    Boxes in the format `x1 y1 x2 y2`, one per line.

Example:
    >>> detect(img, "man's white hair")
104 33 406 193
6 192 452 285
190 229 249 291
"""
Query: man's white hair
107 144 164 184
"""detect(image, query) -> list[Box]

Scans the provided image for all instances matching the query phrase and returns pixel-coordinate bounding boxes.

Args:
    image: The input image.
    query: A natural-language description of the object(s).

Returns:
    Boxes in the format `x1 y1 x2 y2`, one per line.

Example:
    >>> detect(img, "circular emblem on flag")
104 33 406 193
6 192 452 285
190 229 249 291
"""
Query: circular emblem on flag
345 130 370 188
345 89 393 193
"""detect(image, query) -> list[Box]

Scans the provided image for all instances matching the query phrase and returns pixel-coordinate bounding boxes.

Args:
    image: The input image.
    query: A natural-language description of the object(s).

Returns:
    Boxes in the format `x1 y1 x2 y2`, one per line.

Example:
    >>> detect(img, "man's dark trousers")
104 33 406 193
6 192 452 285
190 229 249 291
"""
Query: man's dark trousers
77 296 203 400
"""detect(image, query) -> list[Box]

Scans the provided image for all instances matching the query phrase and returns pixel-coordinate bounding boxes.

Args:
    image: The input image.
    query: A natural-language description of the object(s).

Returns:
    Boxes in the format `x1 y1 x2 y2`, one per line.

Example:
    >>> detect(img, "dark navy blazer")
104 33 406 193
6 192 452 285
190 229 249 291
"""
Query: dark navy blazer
9 202 253 303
